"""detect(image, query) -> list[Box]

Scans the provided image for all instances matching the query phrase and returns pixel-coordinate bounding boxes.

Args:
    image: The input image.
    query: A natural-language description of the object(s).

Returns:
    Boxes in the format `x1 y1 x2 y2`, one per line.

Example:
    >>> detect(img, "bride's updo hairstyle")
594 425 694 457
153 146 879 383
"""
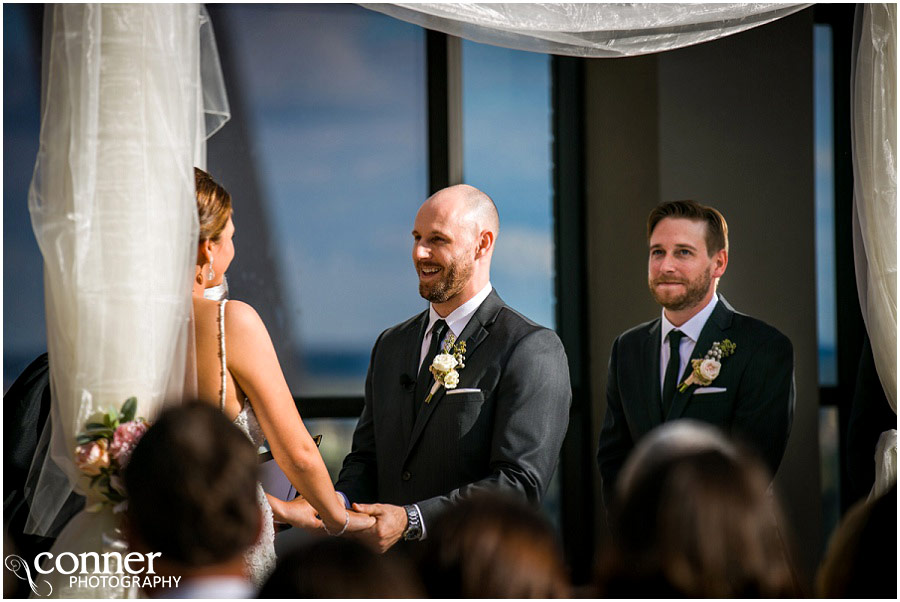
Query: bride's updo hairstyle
194 167 232 243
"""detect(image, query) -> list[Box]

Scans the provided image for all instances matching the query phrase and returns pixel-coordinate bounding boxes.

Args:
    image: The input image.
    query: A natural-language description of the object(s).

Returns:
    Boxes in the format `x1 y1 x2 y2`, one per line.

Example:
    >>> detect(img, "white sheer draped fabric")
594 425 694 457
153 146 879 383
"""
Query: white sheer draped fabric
363 3 810 57
852 3 897 415
851 3 897 501
25 5 228 595
869 429 897 501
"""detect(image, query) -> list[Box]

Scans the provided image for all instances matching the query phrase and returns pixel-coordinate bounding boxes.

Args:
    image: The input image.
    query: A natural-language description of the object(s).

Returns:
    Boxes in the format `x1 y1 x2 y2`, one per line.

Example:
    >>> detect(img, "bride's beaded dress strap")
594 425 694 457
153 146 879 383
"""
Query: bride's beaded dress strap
214 298 276 585
218 299 228 411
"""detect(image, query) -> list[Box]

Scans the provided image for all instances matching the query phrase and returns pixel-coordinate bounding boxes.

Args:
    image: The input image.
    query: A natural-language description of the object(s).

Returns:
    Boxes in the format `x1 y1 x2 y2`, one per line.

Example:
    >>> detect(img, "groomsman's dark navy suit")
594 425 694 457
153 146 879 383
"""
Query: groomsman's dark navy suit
597 295 794 505
336 289 572 526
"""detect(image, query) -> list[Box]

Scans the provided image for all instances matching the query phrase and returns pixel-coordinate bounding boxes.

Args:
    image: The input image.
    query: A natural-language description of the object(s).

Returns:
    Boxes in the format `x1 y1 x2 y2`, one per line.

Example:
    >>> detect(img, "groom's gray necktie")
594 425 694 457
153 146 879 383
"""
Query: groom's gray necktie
662 329 685 417
415 319 448 413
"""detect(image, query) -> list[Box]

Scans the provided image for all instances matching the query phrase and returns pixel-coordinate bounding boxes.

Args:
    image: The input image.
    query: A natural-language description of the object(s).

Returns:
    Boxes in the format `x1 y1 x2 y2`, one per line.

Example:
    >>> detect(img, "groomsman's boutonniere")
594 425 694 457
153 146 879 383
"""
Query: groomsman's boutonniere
679 339 736 392
425 334 467 403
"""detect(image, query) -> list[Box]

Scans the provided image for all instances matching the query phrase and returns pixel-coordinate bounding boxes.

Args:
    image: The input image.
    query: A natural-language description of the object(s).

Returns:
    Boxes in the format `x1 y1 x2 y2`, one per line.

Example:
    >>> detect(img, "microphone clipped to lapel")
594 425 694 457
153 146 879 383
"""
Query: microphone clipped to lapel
399 373 416 392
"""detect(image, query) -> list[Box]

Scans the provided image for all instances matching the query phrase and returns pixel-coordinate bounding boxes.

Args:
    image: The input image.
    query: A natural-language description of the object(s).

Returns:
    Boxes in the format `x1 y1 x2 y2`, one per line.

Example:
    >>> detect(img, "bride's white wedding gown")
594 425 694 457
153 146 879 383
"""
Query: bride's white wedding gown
218 299 277 586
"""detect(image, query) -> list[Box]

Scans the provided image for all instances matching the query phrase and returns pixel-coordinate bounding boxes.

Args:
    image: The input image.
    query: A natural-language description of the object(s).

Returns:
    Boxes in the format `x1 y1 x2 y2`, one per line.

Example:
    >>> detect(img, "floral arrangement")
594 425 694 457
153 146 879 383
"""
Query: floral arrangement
679 339 736 392
425 334 467 403
74 396 149 512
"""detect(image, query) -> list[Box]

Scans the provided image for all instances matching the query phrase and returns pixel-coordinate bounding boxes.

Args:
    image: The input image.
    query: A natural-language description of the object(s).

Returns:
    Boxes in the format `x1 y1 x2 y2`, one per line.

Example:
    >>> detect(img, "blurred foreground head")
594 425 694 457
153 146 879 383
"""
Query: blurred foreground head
259 537 423 598
418 492 569 598
817 483 896 598
599 420 798 597
124 402 260 568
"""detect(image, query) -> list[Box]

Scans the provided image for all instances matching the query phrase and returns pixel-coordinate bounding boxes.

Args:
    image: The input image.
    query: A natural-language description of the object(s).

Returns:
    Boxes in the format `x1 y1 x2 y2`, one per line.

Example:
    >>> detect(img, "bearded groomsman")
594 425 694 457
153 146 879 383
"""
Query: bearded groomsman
597 200 794 506
336 184 571 552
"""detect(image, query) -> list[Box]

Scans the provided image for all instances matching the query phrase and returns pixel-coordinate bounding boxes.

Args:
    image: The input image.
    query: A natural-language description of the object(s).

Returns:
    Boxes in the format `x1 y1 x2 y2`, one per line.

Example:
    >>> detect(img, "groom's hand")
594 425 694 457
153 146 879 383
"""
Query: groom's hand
350 502 407 553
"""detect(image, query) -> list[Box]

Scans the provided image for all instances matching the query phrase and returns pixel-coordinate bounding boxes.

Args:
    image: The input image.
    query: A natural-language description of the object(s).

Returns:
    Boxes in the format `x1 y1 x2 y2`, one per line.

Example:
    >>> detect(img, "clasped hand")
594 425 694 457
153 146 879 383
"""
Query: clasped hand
267 494 408 553
266 493 374 533
349 502 408 553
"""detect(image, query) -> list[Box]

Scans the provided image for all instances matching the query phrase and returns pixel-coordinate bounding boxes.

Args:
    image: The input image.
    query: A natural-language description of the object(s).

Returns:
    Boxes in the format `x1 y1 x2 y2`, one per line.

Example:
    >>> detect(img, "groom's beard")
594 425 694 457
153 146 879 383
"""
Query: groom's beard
418 255 473 304
649 266 713 311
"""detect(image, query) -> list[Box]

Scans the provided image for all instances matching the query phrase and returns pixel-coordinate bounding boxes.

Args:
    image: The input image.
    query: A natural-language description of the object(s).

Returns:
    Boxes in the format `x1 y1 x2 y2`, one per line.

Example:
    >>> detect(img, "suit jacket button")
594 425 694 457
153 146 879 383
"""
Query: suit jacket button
402 471 411 481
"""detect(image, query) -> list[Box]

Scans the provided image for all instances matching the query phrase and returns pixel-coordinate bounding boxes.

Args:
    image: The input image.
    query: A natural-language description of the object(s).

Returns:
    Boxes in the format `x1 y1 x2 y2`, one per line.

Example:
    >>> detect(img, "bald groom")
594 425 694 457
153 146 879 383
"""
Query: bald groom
336 185 572 551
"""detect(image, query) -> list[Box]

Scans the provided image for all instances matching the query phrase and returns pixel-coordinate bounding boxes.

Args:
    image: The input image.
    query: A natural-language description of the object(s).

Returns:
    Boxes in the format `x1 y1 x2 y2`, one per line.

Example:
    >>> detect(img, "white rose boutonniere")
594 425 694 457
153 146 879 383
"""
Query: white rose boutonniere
431 353 458 373
679 339 736 392
425 334 467 403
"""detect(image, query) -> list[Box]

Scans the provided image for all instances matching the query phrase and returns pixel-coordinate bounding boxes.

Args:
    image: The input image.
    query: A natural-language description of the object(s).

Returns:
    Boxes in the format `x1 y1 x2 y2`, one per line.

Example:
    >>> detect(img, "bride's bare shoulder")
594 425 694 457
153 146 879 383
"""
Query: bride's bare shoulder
223 299 268 339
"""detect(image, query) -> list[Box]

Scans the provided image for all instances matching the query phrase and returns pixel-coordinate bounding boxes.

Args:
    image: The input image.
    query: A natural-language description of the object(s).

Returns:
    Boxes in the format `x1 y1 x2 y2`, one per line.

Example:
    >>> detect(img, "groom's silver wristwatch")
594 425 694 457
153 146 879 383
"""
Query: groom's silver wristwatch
402 505 422 541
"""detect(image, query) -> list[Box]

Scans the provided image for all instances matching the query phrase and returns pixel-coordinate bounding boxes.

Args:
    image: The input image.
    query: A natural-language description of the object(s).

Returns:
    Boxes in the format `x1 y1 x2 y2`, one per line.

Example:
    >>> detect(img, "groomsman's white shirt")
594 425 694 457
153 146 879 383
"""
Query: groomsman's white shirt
420 281 494 369
659 293 719 389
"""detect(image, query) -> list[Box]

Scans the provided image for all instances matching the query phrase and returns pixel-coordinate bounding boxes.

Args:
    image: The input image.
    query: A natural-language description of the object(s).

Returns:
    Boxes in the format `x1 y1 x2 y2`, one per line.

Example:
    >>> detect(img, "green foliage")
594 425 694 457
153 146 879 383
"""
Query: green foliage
120 397 137 423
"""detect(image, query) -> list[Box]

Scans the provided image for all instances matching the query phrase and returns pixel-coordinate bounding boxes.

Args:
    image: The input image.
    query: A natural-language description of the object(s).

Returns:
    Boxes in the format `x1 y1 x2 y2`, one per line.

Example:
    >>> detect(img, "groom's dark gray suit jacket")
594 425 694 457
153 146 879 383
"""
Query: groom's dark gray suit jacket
597 296 794 505
336 290 572 525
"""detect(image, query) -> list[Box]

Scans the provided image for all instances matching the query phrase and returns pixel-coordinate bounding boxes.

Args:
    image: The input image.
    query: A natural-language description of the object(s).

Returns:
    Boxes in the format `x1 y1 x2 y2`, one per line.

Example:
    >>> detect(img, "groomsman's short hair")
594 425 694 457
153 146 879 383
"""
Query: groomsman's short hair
124 402 260 567
647 200 729 256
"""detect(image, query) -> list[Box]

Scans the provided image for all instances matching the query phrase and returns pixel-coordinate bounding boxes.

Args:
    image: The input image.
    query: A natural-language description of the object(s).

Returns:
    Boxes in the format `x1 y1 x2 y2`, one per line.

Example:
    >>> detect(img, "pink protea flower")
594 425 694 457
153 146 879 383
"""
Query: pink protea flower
109 420 149 467
75 439 110 476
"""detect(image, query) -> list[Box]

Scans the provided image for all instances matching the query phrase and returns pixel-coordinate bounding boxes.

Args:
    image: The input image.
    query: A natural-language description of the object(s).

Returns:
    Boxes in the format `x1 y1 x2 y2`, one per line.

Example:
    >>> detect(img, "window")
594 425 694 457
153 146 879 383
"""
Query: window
814 24 837 388
462 41 555 330
3 4 44 392
209 4 428 400
207 4 428 477
814 22 840 541
461 40 559 525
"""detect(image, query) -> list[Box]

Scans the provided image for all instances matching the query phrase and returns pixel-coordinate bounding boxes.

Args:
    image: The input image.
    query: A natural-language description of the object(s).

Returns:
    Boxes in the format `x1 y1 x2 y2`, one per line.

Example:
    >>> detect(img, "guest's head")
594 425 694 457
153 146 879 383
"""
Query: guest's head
816 484 897 598
413 184 499 315
259 537 423 598
598 422 797 597
646 200 728 322
123 402 260 583
418 492 569 598
616 418 740 500
194 167 234 288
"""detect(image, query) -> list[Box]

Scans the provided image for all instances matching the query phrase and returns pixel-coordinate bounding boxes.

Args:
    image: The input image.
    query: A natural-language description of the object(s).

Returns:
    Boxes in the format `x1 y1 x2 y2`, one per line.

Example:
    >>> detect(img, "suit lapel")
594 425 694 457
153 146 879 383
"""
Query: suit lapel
666 297 735 420
403 290 504 463
643 320 664 427
401 311 429 441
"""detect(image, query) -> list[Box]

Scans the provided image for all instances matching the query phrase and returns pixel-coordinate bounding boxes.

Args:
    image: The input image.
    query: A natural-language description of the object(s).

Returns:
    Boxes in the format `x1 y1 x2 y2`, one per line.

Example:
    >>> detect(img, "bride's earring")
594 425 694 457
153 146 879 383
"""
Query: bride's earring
207 257 215 281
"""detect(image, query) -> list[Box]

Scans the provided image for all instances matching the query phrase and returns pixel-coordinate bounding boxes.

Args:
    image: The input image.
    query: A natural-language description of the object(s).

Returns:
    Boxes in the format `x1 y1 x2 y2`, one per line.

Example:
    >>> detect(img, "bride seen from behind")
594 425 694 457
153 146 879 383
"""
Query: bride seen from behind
190 168 374 582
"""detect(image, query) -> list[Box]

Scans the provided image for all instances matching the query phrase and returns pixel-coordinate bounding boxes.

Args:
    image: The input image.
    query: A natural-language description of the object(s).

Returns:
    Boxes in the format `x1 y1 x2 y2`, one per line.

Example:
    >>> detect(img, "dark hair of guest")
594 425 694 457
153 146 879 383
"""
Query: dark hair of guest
598 448 798 597
816 484 897 598
194 167 232 242
647 199 729 256
123 402 259 567
417 492 570 598
258 537 424 598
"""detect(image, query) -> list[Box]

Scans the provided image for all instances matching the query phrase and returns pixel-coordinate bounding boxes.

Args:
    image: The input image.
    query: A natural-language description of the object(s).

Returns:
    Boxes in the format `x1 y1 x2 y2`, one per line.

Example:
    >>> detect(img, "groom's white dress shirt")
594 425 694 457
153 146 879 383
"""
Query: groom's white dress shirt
419 281 493 369
659 293 718 389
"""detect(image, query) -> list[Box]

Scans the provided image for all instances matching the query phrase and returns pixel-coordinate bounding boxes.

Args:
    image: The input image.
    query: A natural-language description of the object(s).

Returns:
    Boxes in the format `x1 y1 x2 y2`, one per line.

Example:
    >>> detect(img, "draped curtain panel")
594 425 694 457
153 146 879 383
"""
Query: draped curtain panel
852 3 897 414
364 3 811 57
25 3 229 538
